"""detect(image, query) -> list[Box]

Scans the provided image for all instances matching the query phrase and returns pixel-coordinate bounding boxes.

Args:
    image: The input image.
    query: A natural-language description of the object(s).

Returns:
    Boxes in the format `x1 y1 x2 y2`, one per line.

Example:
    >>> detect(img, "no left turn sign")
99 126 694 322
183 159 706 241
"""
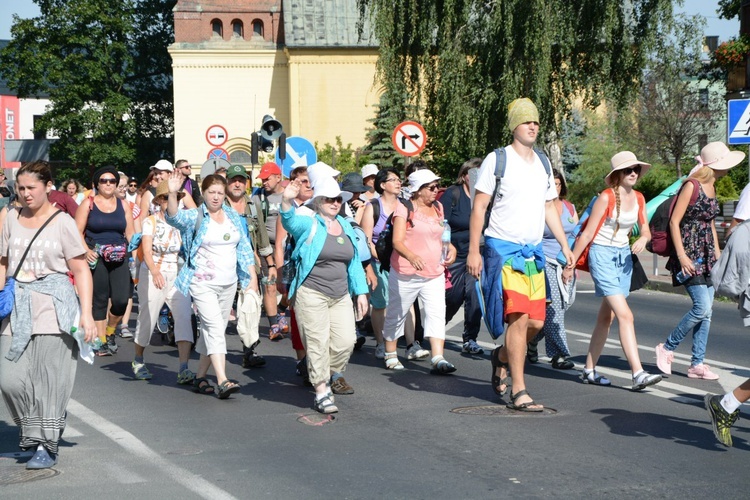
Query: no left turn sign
392 121 427 157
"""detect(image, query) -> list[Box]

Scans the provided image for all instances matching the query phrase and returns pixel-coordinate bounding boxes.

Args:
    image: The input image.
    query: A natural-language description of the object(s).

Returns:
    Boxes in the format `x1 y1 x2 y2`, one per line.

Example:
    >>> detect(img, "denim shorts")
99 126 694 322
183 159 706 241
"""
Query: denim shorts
588 244 632 298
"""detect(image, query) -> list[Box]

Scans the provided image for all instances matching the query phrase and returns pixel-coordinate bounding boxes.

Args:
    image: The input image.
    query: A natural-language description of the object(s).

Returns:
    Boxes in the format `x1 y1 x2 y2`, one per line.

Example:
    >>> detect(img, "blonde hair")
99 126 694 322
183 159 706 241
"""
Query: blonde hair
609 172 622 236
688 165 715 184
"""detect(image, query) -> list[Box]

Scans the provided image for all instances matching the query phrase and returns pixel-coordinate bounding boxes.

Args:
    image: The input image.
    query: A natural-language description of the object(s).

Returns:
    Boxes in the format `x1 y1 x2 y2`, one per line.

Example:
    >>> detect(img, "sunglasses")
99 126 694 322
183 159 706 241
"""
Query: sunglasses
622 166 641 176
324 196 343 204
128 183 137 187
98 178 118 185
422 184 439 192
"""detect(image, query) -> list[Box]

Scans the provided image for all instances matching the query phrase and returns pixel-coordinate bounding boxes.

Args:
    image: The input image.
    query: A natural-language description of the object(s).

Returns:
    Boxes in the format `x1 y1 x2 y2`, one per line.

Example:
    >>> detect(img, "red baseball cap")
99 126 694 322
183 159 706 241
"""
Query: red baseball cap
258 162 281 179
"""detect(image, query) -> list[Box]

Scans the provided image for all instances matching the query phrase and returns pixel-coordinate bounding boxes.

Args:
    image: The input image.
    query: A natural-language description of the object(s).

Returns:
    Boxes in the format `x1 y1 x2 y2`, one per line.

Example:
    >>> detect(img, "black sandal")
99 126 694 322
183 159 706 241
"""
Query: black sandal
491 346 511 396
551 354 575 370
506 389 543 412
192 377 215 395
526 340 539 364
217 379 241 400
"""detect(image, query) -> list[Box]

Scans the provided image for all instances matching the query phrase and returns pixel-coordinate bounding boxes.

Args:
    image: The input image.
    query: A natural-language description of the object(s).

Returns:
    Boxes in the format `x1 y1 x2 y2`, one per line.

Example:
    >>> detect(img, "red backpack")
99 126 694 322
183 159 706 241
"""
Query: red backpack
646 179 700 257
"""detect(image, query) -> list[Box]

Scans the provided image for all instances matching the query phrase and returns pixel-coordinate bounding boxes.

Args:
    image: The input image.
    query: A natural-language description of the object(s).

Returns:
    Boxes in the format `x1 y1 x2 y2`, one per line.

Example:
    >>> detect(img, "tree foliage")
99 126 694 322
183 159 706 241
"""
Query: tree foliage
717 0 741 20
359 0 676 178
0 0 175 172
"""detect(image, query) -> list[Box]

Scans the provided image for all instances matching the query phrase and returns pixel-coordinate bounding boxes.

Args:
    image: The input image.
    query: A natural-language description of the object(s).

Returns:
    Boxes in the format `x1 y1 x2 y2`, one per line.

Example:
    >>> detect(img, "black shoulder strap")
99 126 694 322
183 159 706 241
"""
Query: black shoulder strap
12 210 62 279
372 197 381 225
451 185 460 210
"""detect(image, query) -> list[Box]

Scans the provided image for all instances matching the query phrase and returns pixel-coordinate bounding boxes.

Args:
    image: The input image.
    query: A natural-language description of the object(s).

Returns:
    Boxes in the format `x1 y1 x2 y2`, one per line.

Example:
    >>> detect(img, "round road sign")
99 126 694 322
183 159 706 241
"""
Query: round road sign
392 121 427 157
206 125 228 147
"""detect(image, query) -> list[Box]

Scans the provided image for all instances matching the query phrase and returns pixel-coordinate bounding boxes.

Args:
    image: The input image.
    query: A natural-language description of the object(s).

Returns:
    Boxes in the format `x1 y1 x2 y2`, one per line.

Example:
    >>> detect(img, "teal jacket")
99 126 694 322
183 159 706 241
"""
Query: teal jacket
280 205 368 299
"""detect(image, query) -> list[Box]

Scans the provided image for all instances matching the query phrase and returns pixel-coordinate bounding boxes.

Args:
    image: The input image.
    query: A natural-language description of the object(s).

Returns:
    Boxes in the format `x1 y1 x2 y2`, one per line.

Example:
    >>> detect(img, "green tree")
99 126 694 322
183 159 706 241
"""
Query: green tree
718 0 741 20
0 0 175 172
359 0 676 177
364 89 410 171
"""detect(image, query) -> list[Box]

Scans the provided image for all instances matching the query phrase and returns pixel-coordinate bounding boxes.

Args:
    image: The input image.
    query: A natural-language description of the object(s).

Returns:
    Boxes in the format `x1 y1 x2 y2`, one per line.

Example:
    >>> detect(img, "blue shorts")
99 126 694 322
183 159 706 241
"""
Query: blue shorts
370 263 389 309
588 244 632 298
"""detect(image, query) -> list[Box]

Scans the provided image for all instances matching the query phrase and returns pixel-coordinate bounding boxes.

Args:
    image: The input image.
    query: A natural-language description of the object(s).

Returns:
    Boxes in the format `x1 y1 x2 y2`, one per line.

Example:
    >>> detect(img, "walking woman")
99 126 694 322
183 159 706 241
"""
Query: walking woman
570 152 661 390
382 170 457 374
165 172 257 399
528 169 578 369
74 166 135 356
0 160 96 469
656 142 744 380
280 175 369 414
361 168 425 360
441 158 484 355
132 180 194 383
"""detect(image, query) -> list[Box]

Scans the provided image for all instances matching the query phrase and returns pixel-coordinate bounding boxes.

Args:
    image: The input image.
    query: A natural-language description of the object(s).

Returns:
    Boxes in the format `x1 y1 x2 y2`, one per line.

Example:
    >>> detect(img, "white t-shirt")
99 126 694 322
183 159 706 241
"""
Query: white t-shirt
193 217 240 286
474 146 557 245
593 201 638 248
141 215 182 274
734 183 750 221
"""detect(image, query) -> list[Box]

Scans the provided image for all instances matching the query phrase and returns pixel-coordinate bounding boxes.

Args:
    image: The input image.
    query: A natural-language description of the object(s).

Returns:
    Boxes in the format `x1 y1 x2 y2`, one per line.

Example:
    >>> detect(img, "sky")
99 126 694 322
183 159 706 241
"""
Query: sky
0 1 743 41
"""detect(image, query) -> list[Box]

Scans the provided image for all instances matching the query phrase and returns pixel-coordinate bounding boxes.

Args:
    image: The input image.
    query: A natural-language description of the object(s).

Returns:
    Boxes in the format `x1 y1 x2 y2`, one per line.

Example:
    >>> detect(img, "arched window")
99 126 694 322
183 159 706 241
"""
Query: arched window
232 19 243 38
252 19 264 37
229 149 252 165
211 19 223 37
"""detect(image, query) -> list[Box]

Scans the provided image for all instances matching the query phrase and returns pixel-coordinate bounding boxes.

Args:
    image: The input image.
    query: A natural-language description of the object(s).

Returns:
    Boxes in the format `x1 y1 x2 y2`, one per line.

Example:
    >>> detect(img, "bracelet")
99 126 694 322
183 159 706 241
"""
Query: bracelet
268 264 276 268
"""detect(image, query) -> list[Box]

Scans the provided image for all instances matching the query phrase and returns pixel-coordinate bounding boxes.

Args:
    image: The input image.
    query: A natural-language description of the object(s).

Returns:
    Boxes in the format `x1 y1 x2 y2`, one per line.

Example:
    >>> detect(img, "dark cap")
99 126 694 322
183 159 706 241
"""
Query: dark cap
226 164 249 180
340 172 370 193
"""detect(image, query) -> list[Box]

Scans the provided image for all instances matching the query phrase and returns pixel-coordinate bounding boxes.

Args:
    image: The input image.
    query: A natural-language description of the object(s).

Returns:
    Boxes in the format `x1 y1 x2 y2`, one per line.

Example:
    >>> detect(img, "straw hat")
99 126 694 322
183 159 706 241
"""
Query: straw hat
153 180 185 202
695 142 745 171
605 151 651 186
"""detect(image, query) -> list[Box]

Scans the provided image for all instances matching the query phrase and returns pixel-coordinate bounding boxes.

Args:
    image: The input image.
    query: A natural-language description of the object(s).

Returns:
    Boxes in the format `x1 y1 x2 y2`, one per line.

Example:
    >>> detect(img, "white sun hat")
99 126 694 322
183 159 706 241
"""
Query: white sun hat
306 175 352 205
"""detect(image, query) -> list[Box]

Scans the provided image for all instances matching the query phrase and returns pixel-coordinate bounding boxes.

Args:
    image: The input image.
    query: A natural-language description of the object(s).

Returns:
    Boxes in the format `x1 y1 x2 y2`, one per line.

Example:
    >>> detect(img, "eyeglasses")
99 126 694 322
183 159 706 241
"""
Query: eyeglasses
324 196 343 204
128 183 137 187
98 178 117 185
298 179 310 185
384 177 401 184
422 184 439 192
622 166 641 176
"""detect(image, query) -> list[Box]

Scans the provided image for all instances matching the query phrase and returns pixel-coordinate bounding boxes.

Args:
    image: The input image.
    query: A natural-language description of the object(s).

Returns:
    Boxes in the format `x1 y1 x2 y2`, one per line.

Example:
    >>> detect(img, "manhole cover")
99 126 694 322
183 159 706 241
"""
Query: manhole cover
0 465 60 485
297 413 336 426
451 405 558 416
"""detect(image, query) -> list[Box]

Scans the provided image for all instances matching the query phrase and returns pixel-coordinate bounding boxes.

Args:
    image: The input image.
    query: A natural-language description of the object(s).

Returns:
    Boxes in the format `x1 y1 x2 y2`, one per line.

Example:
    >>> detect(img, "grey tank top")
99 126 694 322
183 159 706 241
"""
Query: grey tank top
301 231 354 298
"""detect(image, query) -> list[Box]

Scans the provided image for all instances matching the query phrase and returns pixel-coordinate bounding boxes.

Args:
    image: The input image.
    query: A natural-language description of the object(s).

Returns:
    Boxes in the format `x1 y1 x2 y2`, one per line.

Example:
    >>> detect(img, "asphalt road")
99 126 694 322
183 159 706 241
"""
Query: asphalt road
1 282 749 498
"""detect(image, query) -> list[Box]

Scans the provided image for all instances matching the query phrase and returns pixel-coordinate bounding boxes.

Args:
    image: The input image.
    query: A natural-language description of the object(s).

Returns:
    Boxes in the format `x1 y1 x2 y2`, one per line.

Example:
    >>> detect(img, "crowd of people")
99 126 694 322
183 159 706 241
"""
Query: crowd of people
1 98 750 471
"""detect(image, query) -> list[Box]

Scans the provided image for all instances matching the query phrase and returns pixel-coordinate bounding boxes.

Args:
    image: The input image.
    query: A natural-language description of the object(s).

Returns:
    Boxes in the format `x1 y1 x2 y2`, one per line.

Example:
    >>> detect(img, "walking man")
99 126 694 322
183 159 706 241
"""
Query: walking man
467 98 574 411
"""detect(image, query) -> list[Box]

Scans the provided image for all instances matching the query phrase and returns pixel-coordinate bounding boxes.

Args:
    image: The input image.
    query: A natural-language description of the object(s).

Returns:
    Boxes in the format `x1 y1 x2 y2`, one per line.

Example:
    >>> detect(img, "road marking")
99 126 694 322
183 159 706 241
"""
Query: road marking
446 326 748 399
66 400 237 500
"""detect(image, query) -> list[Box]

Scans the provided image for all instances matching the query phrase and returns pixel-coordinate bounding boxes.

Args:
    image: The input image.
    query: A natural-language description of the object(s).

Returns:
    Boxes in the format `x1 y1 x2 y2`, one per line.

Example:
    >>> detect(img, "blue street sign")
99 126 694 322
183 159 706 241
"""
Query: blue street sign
727 99 750 145
275 136 317 177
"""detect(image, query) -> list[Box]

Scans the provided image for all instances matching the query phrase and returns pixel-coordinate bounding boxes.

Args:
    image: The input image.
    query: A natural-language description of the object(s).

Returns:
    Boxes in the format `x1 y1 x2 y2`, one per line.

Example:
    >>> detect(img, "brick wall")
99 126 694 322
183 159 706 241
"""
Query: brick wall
174 0 283 45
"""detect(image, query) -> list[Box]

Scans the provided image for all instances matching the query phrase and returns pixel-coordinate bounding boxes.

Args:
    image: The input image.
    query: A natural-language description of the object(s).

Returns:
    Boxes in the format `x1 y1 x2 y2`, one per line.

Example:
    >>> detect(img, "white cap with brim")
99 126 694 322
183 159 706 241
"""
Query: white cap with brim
305 176 352 206
150 159 174 172
361 163 379 179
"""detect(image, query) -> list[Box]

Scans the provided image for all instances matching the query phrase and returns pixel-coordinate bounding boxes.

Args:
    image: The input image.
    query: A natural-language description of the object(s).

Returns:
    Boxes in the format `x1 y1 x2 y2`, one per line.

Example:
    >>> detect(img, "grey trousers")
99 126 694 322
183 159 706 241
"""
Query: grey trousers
0 333 78 454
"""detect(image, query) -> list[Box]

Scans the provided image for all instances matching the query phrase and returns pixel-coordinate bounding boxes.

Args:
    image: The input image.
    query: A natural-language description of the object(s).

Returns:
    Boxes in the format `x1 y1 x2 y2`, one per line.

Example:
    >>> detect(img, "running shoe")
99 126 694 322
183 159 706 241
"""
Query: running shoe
118 325 134 339
132 361 153 380
277 314 289 333
704 393 740 447
406 340 430 361
688 364 720 380
269 324 283 341
157 309 170 334
462 339 484 355
655 343 674 375
374 343 385 359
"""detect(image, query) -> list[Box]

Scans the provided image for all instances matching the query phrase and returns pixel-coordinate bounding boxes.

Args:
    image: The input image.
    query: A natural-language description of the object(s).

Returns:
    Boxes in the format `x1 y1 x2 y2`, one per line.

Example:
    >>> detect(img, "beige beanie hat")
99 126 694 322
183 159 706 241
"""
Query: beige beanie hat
508 98 540 132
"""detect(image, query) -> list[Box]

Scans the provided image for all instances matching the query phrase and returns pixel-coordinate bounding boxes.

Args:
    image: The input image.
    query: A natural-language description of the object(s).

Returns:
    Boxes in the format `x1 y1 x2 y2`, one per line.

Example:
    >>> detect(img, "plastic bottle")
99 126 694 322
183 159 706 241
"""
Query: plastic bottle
128 257 137 281
440 220 451 264
676 257 703 284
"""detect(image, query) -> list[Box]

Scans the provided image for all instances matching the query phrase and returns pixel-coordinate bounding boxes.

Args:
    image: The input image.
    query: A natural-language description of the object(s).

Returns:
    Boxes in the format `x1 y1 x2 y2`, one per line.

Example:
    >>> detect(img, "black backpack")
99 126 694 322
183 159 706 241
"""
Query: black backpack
375 199 414 272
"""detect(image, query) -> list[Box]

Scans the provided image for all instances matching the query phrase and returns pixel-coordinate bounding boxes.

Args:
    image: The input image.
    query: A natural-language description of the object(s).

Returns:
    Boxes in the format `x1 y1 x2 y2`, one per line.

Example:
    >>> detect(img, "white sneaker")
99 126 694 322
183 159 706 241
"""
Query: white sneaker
406 340 430 361
374 343 385 359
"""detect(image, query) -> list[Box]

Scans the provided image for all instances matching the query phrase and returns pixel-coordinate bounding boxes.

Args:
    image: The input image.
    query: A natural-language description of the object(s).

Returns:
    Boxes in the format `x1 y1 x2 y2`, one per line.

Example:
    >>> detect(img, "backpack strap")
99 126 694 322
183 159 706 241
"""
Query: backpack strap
372 197 382 226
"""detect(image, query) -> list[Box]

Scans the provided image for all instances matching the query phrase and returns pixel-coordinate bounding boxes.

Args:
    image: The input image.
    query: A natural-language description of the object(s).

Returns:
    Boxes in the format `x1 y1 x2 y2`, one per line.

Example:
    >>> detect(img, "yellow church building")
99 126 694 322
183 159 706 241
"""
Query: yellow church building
169 0 381 174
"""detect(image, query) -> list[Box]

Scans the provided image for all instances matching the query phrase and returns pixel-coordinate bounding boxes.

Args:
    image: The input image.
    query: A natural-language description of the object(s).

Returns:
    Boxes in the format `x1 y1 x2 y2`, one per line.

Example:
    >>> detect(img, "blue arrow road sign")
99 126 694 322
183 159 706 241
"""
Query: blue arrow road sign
728 99 750 145
276 136 317 177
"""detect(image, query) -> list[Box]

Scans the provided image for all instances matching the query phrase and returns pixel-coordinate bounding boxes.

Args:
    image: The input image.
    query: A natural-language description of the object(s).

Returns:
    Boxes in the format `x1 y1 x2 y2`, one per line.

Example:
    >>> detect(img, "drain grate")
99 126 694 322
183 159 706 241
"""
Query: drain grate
297 413 336 426
451 405 558 416
0 465 59 485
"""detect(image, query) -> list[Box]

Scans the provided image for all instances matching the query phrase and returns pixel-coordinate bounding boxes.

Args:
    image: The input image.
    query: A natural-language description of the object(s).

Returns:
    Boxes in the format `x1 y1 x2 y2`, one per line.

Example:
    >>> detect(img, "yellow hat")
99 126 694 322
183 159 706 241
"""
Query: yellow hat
507 98 540 132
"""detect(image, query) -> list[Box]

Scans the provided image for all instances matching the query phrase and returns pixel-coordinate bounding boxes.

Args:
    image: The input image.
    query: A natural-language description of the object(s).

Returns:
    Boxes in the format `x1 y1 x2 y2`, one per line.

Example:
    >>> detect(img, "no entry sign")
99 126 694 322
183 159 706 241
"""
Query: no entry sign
392 121 427 157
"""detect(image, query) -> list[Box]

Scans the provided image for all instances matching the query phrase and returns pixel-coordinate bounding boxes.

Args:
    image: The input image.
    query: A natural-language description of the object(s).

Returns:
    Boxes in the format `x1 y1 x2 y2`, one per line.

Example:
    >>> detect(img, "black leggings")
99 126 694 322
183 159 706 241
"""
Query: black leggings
91 258 131 321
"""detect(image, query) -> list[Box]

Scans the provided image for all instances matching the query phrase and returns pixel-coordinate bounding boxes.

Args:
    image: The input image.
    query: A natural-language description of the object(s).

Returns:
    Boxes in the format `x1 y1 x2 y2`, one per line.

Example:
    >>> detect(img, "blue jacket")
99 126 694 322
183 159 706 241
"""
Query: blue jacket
480 237 545 339
280 206 368 299
166 204 255 296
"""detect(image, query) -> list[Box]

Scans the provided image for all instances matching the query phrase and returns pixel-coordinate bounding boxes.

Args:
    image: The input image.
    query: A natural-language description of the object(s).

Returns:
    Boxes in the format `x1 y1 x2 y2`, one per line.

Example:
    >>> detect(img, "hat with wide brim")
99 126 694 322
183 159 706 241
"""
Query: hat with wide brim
407 169 441 194
340 172 370 193
305 176 352 206
696 142 745 171
307 161 341 189
605 151 651 186
153 180 185 202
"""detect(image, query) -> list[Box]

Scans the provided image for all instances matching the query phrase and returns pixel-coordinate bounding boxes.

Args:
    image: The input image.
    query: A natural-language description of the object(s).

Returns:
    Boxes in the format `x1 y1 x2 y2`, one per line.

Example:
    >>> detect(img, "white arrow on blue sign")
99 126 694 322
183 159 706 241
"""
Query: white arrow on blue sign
275 136 317 177
728 99 750 145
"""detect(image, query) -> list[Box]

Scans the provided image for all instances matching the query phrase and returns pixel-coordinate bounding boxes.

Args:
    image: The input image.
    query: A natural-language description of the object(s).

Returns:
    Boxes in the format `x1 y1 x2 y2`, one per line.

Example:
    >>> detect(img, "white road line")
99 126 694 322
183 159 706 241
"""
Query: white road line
447 327 748 399
66 400 237 500
63 425 83 438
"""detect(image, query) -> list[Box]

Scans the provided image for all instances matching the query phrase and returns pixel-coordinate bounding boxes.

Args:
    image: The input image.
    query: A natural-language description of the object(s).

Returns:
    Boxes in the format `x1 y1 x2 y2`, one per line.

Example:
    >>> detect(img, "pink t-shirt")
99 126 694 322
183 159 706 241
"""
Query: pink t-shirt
390 202 445 279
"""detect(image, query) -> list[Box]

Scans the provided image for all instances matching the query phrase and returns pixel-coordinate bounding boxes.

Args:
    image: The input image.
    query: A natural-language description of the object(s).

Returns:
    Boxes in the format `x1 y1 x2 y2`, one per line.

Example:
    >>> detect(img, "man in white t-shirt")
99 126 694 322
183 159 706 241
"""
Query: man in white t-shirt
467 98 574 412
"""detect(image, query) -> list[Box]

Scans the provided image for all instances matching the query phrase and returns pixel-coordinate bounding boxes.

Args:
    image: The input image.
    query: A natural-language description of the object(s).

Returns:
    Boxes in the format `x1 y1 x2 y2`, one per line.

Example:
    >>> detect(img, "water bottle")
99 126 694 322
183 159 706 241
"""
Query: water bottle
128 257 137 281
440 220 451 264
676 257 703 284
